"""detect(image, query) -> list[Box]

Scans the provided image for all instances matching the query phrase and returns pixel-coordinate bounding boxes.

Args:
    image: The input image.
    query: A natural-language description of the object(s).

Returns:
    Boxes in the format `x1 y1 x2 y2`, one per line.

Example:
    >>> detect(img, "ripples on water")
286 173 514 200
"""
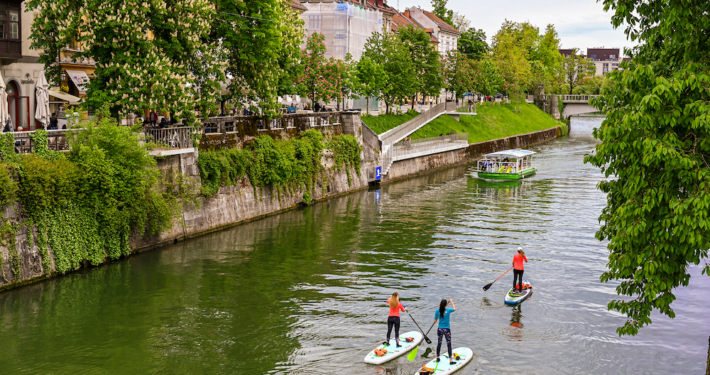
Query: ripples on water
0 116 707 374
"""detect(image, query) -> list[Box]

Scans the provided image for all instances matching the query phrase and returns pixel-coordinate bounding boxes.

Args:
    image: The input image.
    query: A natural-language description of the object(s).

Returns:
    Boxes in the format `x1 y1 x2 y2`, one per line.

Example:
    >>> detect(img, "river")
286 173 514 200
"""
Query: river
0 116 707 374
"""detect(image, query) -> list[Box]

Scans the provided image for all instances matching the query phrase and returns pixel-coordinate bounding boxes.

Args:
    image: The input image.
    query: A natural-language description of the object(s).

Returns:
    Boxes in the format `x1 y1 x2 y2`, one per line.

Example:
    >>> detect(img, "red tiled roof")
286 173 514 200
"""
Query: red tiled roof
422 10 459 35
366 0 396 14
391 9 439 44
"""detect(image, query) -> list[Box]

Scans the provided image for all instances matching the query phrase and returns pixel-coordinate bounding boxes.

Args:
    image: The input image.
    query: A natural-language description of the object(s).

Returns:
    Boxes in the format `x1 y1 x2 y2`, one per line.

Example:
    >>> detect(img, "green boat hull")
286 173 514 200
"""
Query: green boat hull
477 168 537 180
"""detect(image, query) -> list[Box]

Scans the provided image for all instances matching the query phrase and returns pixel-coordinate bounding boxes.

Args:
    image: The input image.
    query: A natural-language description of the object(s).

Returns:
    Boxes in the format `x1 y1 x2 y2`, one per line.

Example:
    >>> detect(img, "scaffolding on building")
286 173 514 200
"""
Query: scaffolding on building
302 2 383 61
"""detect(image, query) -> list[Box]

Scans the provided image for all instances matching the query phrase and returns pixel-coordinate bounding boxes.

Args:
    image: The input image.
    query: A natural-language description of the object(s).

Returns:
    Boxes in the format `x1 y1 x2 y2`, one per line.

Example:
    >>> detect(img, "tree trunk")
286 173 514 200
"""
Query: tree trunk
706 335 710 375
366 96 370 115
411 94 416 110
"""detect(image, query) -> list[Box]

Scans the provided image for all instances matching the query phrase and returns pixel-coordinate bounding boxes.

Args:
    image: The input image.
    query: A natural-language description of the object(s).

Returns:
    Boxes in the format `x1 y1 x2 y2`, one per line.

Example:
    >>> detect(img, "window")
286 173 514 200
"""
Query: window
0 8 19 39
610 54 615 58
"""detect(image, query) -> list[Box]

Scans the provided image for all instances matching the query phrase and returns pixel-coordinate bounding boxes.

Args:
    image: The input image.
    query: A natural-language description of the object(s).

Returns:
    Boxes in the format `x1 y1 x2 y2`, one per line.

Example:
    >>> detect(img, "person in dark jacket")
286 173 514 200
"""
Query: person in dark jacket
314 101 321 112
49 113 58 130
159 118 168 128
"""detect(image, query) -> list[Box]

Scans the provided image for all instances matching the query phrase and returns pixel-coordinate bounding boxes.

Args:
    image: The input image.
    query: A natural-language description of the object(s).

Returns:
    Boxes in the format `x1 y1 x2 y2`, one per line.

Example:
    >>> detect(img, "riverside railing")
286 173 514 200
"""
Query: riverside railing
9 129 72 154
381 133 469 176
390 133 468 161
145 126 193 150
199 112 342 135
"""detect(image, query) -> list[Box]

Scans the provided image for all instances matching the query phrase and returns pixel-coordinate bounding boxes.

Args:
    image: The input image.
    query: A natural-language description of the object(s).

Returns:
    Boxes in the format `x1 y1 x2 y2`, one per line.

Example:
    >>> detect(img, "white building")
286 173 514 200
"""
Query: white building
406 7 460 56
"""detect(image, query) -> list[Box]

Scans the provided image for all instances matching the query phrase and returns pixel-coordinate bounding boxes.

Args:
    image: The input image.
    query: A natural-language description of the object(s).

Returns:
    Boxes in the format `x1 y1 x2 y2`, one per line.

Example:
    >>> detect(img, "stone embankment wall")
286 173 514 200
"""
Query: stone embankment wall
0 114 561 292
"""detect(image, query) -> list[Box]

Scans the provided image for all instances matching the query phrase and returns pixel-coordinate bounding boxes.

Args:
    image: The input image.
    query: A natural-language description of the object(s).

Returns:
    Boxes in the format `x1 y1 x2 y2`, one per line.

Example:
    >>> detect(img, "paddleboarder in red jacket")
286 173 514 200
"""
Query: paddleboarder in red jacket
513 247 528 292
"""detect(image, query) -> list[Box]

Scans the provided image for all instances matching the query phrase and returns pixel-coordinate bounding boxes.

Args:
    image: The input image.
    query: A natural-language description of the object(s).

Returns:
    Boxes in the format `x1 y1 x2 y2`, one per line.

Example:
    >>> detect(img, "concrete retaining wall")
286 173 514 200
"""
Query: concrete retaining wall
383 127 561 183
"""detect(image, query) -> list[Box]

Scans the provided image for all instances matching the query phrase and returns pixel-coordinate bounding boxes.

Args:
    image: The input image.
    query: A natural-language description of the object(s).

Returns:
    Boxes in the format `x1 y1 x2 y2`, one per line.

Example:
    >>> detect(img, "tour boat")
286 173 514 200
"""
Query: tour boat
476 149 537 180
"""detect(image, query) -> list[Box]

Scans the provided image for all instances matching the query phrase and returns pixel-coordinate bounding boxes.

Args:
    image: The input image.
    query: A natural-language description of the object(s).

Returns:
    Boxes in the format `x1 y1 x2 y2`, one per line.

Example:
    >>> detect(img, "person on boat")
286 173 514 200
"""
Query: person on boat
513 247 528 292
434 298 457 365
385 292 407 347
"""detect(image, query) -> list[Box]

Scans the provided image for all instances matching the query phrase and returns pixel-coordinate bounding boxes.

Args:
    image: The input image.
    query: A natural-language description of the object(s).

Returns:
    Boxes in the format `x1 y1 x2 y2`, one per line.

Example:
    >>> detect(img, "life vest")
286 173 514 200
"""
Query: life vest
419 365 435 375
374 348 388 357
404 337 414 343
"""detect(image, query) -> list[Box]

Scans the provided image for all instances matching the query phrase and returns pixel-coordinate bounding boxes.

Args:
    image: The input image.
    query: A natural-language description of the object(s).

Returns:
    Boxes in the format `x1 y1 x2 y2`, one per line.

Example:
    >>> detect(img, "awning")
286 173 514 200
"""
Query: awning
65 69 90 94
48 88 81 105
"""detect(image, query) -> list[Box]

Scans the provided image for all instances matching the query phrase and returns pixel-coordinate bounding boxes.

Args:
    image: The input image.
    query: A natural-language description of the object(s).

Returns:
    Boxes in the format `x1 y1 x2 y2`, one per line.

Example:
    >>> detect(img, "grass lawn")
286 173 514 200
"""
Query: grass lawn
410 103 564 144
360 111 419 134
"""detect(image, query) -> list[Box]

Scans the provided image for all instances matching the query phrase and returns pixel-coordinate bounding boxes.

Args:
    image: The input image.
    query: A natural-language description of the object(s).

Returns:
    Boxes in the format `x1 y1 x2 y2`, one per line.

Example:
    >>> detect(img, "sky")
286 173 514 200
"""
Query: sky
395 0 635 55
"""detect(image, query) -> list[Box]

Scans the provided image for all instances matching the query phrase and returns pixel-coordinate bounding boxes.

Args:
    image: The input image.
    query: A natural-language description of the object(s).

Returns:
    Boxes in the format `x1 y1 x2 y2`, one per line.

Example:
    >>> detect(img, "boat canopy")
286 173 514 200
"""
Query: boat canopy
483 149 536 158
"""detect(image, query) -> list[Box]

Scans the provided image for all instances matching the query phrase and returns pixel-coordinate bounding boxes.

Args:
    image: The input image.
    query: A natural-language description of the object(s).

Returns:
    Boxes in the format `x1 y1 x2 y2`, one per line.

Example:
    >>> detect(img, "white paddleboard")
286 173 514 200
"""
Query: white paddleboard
364 331 423 365
504 280 533 305
413 347 473 375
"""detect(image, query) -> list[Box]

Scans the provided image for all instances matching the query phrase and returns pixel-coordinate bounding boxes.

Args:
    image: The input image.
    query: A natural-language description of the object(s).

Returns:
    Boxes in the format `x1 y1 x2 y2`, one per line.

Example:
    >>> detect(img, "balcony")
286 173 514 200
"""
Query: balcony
0 39 21 61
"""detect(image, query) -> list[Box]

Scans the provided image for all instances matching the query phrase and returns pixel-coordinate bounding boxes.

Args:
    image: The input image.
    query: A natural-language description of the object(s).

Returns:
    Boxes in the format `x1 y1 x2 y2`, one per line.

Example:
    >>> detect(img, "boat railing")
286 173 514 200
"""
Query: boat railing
477 161 525 174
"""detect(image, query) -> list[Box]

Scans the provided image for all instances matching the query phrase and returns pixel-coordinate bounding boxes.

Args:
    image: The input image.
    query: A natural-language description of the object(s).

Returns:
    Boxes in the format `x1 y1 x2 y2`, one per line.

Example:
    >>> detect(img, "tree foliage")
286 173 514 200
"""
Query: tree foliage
561 49 596 94
213 0 304 117
27 0 224 122
584 0 710 336
355 58 387 114
363 33 417 114
398 25 443 108
431 0 454 28
458 28 489 60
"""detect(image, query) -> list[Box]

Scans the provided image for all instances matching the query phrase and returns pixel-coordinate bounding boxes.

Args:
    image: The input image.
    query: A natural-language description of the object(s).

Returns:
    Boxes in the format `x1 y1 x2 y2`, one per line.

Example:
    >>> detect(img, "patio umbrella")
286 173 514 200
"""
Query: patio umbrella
0 72 9 130
35 71 51 128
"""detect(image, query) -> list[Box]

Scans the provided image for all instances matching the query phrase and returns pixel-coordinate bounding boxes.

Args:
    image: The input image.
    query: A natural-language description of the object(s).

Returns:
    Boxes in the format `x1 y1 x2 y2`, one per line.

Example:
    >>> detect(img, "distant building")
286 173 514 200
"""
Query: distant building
587 47 620 76
391 9 439 50
406 7 460 55
299 0 394 60
558 49 582 58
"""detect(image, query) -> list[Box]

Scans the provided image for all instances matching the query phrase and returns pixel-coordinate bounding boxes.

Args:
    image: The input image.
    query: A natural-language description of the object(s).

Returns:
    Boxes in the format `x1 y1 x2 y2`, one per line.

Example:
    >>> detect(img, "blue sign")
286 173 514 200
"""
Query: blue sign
375 166 382 180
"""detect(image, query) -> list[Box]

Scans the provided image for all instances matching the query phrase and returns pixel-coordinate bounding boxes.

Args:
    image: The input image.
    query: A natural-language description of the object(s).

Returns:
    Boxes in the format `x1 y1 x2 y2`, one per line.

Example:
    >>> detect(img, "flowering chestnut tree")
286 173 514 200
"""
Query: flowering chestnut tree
27 0 225 123
297 32 342 108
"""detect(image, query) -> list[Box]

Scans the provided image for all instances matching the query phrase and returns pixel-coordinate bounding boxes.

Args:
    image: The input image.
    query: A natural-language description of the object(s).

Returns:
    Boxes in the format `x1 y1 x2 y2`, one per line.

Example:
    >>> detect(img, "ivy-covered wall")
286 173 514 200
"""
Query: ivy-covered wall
0 113 373 292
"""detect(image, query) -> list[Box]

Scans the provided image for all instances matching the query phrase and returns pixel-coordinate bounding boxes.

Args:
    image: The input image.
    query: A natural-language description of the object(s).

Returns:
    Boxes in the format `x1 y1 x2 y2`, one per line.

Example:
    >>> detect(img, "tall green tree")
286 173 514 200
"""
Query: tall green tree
354 58 387 115
398 25 443 109
585 0 710 336
214 0 304 117
561 49 596 94
363 33 417 114
431 0 454 27
458 28 489 60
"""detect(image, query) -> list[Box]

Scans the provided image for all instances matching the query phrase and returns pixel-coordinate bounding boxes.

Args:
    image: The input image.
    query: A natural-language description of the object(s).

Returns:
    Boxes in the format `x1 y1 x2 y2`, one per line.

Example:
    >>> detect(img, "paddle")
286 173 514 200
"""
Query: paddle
483 266 514 291
407 318 437 361
406 310 433 344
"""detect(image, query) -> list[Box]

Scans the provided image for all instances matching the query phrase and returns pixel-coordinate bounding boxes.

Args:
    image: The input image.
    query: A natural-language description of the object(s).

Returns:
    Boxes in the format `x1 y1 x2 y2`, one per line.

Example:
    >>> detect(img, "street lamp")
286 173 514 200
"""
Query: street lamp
60 71 66 82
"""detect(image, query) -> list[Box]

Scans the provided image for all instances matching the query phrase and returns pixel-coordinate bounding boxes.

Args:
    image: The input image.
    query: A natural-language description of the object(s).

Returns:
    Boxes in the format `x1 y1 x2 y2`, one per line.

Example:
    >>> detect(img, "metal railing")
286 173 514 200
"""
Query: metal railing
8 130 72 154
198 112 342 135
562 95 598 102
145 127 193 150
390 133 468 161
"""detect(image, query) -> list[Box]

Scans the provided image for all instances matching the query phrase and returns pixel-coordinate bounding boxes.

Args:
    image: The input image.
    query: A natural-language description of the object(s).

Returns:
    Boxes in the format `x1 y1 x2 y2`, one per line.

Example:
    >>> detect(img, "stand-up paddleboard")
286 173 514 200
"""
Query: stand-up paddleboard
364 331 423 364
504 280 533 305
413 347 473 375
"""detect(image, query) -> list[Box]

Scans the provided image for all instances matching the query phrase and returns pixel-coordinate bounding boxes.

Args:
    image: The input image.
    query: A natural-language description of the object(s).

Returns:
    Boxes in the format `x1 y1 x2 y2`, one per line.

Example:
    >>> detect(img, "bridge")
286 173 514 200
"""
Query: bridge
536 95 600 119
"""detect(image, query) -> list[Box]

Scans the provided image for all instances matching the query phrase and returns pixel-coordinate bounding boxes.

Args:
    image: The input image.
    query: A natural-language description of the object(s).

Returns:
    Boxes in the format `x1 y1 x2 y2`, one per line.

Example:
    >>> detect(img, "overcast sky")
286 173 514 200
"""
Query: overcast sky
395 0 634 54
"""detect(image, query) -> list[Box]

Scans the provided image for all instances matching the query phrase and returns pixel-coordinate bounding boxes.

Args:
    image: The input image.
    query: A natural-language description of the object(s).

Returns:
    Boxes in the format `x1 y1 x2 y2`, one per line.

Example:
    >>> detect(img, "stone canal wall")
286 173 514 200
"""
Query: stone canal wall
383 126 562 183
0 115 562 292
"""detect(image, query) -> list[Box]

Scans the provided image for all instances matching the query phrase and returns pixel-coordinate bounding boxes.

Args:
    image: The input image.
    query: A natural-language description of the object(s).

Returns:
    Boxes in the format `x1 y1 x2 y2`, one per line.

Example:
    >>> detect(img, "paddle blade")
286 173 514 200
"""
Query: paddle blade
407 345 419 361
424 336 432 344
483 282 493 291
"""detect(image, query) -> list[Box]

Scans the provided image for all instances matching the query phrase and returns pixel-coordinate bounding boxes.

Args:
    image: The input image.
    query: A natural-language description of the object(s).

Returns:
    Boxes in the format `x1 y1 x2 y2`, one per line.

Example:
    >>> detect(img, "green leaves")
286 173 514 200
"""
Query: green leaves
586 0 710 336
197 131 362 200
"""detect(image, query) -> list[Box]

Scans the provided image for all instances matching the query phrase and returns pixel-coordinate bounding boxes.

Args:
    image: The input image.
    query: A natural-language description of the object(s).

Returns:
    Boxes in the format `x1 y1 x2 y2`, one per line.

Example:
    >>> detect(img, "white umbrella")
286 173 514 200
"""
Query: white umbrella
0 72 8 130
35 71 51 128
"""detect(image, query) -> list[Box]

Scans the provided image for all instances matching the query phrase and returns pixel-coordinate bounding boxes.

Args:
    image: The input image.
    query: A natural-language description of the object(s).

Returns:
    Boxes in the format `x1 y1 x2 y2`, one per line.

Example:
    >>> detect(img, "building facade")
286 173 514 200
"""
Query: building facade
406 7 459 55
299 0 394 61
587 47 620 76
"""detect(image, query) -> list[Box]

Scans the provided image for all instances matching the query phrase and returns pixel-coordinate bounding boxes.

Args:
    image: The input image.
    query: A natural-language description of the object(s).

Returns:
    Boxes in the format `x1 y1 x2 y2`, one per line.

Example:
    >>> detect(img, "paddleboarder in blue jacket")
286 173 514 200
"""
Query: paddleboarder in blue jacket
434 298 457 365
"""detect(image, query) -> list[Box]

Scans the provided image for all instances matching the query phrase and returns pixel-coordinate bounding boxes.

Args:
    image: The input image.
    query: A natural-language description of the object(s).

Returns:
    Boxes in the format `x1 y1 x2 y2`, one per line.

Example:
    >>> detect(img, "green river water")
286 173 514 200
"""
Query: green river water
0 117 707 374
